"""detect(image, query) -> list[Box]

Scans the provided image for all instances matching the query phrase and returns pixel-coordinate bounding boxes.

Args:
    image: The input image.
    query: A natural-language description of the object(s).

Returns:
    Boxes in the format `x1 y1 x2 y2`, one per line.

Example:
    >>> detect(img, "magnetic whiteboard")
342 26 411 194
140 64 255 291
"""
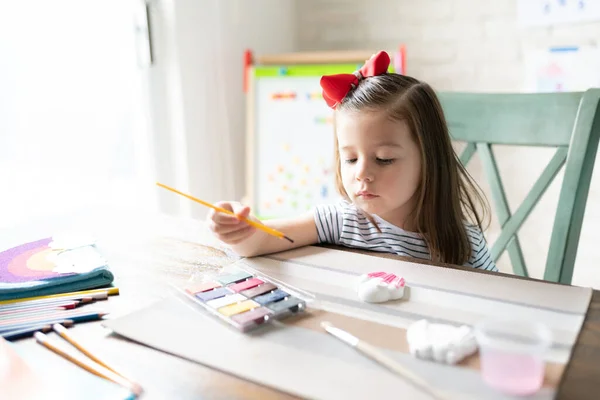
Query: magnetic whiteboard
252 73 341 219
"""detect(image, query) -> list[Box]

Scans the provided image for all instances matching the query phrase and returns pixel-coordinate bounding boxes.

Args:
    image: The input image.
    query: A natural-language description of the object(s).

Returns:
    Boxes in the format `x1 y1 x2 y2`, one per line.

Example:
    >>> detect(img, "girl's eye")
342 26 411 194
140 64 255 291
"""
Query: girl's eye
344 158 357 164
376 158 395 165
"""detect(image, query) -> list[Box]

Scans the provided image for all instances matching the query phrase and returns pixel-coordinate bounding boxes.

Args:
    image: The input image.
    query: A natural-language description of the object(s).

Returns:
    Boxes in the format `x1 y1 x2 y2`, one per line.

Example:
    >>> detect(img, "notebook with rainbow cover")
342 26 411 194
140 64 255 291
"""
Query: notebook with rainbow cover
0 236 114 301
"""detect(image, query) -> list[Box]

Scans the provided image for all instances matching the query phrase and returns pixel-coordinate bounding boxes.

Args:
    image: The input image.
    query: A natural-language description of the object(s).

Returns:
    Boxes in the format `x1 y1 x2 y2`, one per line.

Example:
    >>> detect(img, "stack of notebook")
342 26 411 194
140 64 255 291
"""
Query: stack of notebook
0 235 114 301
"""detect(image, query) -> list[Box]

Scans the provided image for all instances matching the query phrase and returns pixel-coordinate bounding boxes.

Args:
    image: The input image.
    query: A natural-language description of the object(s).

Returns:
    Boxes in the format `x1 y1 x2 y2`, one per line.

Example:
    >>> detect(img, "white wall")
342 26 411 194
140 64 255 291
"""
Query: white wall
294 0 600 287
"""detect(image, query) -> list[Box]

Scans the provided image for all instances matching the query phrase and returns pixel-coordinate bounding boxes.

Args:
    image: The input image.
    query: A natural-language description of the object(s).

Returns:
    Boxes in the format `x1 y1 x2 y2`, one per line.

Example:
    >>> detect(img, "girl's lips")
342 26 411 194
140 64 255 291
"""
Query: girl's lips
357 191 378 199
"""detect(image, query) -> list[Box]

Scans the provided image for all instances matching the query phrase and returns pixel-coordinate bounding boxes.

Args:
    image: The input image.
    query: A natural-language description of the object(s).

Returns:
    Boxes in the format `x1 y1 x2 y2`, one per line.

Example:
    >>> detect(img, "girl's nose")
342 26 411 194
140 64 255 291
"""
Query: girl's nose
355 160 374 182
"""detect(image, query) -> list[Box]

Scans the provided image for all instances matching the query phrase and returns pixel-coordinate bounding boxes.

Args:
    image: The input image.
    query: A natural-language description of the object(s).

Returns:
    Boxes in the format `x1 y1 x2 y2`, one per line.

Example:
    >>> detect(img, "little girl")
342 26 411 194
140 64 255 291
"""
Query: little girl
207 51 497 272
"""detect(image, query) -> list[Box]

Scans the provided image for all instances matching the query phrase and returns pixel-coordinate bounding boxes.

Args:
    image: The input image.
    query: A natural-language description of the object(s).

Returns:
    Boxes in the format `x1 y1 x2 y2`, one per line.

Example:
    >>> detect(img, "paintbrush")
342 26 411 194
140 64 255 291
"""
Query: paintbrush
35 331 143 397
321 321 447 400
156 182 294 243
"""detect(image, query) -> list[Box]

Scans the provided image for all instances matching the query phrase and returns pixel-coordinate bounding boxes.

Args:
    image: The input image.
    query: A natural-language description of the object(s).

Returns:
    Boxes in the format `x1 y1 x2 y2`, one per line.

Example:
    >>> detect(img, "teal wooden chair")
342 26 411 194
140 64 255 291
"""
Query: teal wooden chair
438 89 600 284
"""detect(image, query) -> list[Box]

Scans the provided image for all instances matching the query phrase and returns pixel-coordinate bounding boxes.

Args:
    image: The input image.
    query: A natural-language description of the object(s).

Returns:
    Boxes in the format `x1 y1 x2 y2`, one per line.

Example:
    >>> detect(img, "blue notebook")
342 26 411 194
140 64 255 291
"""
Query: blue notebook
0 237 114 301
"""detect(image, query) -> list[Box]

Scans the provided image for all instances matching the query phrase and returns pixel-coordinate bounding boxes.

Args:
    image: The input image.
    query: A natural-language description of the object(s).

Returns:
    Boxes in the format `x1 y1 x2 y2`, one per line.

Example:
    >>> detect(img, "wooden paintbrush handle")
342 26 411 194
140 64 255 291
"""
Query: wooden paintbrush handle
356 341 448 400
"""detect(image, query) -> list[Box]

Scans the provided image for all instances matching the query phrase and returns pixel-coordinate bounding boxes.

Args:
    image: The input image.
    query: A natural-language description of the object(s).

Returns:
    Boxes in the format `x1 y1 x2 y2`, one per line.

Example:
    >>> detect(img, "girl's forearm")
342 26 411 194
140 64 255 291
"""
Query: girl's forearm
228 229 277 257
228 212 319 257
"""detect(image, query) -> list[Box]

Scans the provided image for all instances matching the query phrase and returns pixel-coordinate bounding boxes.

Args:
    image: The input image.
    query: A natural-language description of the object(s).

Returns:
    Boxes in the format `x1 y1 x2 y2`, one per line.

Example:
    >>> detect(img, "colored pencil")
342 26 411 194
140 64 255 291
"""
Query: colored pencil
34 332 143 397
0 287 119 305
321 321 448 400
0 300 83 314
0 311 108 333
156 182 294 243
0 294 95 311
0 305 80 321
0 293 106 311
53 323 138 384
0 302 79 319
0 309 107 328
1 320 74 340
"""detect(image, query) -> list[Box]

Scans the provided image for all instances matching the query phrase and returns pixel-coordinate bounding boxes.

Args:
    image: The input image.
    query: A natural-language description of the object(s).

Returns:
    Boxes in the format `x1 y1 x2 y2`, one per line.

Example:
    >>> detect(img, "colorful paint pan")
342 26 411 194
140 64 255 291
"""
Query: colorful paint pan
216 271 253 286
195 287 232 302
228 278 263 293
231 307 272 327
218 300 259 317
185 281 221 295
206 293 246 309
266 297 305 316
183 267 307 332
240 282 276 298
253 289 289 306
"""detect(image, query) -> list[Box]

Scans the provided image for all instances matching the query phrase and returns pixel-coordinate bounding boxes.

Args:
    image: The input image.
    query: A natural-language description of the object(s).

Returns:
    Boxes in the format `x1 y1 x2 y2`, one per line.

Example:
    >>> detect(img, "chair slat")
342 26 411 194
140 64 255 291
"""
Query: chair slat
440 92 583 146
478 143 528 277
459 143 476 166
491 147 568 260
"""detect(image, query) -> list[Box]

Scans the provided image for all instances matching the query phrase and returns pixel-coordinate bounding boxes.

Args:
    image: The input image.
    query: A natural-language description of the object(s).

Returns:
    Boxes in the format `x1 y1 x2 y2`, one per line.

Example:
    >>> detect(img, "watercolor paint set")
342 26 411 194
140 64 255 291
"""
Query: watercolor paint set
181 265 309 332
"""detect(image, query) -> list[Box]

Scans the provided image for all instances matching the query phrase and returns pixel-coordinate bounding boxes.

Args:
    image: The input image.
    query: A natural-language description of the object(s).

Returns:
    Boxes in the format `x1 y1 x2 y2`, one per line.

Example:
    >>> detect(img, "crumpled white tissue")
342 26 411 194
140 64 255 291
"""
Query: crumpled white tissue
356 272 405 303
406 319 478 365
49 233 96 250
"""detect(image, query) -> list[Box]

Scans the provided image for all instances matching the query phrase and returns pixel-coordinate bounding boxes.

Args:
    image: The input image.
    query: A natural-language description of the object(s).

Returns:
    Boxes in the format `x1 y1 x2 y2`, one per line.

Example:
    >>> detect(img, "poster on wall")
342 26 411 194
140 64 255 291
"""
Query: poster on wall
524 45 600 92
517 0 600 26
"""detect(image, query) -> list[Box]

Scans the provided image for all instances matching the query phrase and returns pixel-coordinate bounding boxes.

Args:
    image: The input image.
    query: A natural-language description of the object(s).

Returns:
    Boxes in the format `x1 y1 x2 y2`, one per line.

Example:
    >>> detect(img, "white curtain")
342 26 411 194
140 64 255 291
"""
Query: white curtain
148 0 295 220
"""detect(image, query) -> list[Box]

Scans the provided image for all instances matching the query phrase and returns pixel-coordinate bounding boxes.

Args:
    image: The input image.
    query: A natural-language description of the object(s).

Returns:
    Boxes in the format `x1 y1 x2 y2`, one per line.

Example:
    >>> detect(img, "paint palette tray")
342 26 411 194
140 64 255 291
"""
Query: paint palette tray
180 266 308 332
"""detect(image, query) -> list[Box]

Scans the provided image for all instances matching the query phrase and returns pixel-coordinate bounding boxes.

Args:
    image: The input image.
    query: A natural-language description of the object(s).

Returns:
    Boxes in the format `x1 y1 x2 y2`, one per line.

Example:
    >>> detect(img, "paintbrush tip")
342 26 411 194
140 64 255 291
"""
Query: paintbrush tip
320 321 333 330
131 383 144 396
284 235 294 243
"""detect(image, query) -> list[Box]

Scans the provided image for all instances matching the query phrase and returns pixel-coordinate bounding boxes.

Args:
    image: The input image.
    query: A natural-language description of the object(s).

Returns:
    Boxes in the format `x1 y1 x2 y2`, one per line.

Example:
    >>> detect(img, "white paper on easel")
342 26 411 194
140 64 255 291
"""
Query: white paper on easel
524 46 600 92
518 0 600 27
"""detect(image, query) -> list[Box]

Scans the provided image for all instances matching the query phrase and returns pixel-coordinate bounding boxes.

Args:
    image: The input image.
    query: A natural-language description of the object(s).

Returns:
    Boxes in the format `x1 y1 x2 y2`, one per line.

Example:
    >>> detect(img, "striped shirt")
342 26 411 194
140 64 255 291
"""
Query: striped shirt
314 201 498 272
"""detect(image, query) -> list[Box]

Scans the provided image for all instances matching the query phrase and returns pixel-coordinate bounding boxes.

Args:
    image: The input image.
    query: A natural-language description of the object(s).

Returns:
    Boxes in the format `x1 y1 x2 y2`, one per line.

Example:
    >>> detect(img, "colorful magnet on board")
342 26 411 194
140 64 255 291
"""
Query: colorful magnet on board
185 281 221 295
195 287 232 302
228 278 264 293
253 289 289 305
231 307 272 326
266 296 305 315
240 282 277 298
216 271 253 286
206 293 246 309
218 299 260 317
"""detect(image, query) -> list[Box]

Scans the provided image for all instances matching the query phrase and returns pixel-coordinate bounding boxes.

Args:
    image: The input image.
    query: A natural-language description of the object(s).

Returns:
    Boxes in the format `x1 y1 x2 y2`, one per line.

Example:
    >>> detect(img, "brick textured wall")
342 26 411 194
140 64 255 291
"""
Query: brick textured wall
295 0 600 287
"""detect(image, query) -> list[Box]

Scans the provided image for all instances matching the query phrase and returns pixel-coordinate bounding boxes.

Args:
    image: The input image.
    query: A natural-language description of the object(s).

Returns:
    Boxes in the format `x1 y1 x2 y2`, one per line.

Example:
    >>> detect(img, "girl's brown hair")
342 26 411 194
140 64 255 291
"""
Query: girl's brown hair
333 73 490 266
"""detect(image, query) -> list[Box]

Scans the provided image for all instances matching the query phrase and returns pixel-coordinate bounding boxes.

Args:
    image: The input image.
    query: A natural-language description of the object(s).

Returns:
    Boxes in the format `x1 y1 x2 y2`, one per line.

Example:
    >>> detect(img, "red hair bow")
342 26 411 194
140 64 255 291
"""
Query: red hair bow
320 50 391 109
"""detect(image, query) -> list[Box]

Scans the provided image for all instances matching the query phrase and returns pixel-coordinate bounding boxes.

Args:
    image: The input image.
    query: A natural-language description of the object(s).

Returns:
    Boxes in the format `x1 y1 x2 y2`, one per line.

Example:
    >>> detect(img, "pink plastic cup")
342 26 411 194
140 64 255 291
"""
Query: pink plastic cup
474 318 552 396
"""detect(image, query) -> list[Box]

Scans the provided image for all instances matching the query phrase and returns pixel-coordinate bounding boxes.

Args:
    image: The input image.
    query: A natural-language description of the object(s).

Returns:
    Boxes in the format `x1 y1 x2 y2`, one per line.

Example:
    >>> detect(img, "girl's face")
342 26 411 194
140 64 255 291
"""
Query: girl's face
336 110 422 229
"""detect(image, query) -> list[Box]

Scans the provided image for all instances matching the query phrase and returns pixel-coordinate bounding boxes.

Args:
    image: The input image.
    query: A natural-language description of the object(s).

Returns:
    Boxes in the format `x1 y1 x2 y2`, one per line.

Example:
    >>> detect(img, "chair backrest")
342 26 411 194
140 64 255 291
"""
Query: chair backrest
437 89 600 284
